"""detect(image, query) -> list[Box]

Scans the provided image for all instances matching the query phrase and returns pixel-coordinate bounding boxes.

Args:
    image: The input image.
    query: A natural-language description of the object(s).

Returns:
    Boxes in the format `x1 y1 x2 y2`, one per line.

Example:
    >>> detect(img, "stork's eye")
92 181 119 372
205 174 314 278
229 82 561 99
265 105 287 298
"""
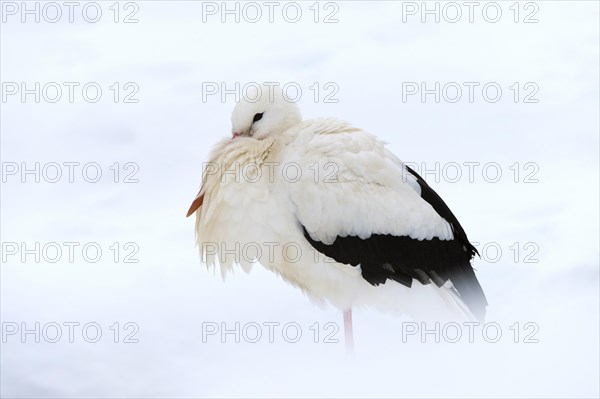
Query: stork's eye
253 113 264 123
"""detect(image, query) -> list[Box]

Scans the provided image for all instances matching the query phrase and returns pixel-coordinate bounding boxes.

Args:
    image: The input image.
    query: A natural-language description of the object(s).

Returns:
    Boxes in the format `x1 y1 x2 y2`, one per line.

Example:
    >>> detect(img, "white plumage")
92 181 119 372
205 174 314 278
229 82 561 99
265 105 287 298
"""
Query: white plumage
188 85 487 345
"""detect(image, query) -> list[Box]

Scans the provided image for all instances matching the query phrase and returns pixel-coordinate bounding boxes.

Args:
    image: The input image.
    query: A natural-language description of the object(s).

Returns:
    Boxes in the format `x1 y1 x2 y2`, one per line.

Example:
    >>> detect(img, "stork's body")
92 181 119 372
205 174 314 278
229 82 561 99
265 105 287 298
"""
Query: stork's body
188 86 487 348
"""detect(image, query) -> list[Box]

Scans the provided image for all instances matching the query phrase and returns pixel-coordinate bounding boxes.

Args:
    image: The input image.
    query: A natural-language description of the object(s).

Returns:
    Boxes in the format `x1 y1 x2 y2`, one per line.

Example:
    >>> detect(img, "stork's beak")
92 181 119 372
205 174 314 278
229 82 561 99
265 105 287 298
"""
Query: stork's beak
231 129 250 140
186 193 204 217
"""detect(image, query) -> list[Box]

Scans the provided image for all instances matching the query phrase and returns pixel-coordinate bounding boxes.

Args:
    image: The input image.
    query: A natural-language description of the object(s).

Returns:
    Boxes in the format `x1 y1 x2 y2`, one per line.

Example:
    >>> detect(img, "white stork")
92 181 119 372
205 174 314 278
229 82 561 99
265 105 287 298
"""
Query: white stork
187 85 487 350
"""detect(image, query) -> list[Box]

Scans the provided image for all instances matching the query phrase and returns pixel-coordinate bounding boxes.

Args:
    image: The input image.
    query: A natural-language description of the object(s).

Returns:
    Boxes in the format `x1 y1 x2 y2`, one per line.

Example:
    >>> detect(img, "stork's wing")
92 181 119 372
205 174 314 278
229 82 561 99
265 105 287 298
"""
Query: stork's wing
286 119 487 320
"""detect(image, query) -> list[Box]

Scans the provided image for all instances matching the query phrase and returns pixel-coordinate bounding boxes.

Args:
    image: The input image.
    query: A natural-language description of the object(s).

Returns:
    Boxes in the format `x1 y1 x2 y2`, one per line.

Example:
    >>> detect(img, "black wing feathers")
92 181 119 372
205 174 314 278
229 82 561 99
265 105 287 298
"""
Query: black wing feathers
301 165 487 320
405 166 479 258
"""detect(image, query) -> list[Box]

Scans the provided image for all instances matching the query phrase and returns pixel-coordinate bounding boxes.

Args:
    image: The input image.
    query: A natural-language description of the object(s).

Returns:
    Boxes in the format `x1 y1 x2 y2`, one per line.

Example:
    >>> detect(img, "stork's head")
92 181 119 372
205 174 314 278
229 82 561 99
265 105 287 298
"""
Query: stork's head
230 85 302 140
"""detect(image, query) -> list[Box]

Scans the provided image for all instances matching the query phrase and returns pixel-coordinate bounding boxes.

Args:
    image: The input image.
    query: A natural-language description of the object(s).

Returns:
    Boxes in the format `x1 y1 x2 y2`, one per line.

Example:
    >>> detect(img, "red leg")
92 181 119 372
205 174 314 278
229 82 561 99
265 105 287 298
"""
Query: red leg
343 308 354 354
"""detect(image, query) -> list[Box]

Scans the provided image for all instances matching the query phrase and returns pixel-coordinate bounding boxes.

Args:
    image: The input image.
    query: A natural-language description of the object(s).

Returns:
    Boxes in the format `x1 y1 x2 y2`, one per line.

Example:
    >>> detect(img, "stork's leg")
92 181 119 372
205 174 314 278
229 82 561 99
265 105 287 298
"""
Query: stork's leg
343 308 354 354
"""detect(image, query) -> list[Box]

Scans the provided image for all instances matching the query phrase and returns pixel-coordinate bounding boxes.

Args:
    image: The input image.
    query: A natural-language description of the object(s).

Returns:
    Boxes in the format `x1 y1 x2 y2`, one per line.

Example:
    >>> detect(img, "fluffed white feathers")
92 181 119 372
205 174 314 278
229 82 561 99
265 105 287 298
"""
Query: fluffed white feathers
284 117 454 245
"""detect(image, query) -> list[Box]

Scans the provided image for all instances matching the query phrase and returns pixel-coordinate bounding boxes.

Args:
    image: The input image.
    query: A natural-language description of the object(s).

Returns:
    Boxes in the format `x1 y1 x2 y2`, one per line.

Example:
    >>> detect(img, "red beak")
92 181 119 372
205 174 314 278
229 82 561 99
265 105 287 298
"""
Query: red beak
186 193 204 217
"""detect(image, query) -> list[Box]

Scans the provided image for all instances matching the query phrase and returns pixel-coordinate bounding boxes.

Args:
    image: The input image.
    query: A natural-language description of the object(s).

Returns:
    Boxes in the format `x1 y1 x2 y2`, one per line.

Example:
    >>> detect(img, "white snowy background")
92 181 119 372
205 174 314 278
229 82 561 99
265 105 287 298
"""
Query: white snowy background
1 1 598 397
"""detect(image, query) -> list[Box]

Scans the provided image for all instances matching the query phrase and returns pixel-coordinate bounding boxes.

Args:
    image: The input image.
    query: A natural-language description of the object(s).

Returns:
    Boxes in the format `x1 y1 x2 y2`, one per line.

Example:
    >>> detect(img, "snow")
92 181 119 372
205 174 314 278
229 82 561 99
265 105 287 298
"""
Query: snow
1 1 598 397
